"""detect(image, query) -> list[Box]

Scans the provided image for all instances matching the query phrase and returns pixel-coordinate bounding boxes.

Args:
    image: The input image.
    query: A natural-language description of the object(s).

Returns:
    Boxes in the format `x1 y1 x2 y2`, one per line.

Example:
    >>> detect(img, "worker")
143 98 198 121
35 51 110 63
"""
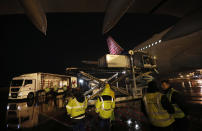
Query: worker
143 81 175 131
44 87 50 93
63 85 67 92
95 84 115 131
161 80 189 131
100 83 115 99
100 84 115 121
66 89 87 131
53 85 58 93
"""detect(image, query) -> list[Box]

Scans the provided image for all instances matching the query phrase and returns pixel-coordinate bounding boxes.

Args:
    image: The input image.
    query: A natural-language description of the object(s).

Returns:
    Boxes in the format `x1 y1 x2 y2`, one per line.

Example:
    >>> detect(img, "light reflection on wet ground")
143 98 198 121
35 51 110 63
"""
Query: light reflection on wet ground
171 79 202 104
170 79 202 131
5 94 147 131
1 79 202 131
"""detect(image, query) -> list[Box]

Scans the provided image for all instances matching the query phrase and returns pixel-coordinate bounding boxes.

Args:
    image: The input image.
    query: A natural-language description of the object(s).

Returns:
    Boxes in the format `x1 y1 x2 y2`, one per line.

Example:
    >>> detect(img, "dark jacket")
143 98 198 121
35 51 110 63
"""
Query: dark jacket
72 88 85 103
163 87 187 115
142 81 174 117
74 92 85 103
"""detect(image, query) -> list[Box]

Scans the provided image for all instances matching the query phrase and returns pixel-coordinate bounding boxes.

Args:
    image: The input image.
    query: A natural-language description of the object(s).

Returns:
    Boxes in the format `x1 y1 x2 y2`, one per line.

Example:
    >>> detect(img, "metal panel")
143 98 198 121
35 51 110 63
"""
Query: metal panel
98 54 130 68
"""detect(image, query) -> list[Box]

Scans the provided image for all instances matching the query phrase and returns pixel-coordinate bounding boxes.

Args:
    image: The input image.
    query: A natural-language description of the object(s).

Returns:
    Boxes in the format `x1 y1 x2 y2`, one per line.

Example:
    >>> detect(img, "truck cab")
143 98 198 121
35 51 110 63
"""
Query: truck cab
9 78 36 99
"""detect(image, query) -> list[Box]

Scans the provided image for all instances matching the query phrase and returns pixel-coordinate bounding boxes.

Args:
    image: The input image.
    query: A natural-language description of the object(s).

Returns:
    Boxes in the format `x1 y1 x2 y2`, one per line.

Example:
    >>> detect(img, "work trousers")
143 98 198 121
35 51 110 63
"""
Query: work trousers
98 118 111 131
72 118 85 131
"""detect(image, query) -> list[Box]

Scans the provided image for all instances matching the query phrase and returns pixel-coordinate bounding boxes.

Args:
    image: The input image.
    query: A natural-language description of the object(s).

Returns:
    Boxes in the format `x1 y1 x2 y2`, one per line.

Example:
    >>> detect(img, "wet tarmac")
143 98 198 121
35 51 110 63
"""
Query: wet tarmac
0 79 202 131
0 87 147 131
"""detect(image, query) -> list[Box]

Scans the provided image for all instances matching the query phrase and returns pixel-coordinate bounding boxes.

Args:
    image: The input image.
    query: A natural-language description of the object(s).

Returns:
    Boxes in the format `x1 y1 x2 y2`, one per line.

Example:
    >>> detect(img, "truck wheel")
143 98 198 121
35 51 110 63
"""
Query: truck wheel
27 99 34 107
28 93 34 100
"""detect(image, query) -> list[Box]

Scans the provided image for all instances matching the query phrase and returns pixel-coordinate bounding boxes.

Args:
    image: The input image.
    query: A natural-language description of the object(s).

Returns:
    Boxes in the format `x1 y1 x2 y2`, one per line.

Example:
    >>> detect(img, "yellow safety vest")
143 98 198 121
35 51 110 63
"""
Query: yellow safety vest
53 85 58 92
143 92 175 127
101 86 115 99
63 86 67 91
44 87 50 93
66 97 87 119
167 88 185 119
95 95 115 119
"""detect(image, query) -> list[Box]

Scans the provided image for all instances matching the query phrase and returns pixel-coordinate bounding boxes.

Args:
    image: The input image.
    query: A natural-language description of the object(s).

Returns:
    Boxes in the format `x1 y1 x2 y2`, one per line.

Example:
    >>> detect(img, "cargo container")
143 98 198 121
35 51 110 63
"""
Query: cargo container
98 54 130 68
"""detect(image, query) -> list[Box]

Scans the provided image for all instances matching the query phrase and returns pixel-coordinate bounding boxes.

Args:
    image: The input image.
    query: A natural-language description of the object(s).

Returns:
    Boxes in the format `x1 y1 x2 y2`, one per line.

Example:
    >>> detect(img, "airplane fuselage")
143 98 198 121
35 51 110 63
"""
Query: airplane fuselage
134 28 202 76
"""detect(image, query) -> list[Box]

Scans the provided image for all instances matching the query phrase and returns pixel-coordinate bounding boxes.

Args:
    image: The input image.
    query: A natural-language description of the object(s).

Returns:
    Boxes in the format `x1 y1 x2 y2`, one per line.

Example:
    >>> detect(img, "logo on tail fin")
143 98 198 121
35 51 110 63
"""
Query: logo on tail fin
107 36 124 55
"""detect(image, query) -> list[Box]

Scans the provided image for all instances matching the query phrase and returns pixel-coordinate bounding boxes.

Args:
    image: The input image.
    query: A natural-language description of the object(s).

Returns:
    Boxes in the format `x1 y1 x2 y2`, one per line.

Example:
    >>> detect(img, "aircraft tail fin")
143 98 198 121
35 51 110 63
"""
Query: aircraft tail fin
107 36 124 55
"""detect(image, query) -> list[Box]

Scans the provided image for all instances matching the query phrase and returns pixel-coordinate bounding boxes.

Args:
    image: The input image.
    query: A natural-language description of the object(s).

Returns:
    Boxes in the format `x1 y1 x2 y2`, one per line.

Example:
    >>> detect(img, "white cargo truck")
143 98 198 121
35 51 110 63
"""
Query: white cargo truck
8 73 77 99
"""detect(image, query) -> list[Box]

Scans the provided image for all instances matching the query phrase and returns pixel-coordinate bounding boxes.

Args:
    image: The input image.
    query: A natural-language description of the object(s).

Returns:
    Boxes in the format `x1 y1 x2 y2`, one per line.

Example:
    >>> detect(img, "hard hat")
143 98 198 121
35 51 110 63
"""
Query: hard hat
105 84 110 88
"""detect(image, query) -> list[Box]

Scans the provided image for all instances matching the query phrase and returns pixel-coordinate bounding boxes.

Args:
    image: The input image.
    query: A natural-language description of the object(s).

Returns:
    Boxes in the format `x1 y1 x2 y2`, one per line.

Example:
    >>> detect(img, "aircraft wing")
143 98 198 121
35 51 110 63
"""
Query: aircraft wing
1 0 202 35
1 0 201 16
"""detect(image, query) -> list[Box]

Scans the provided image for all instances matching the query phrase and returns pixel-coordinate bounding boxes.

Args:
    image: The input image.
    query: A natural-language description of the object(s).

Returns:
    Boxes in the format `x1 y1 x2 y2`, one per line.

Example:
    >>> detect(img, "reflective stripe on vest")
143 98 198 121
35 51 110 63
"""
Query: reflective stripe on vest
66 98 86 109
71 113 85 119
72 115 85 119
67 97 87 119
100 96 113 111
150 116 174 122
143 92 175 127
167 88 185 118
66 105 85 109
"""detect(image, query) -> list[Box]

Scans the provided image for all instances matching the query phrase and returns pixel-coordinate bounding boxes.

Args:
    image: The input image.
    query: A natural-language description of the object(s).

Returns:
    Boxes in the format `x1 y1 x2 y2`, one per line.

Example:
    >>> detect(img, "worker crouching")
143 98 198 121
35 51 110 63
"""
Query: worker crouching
95 84 115 131
143 81 175 131
66 89 87 131
161 80 189 131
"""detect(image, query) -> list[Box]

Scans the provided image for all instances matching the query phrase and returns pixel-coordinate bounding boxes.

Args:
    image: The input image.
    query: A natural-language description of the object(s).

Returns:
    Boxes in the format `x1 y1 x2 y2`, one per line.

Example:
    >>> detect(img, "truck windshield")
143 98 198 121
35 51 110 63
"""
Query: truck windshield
11 80 23 87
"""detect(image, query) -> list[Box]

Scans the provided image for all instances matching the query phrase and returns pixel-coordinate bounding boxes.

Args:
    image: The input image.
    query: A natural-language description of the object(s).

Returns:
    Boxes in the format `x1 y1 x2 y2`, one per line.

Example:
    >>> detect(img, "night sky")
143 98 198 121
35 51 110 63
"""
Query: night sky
0 13 178 86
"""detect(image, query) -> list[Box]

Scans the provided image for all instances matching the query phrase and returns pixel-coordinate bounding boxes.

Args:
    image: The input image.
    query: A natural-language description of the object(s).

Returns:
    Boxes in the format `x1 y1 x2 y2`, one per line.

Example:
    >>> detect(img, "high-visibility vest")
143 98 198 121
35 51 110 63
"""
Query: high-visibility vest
143 92 175 127
66 97 87 119
63 86 67 91
167 88 185 118
44 87 50 93
95 95 115 119
101 85 115 99
53 85 58 92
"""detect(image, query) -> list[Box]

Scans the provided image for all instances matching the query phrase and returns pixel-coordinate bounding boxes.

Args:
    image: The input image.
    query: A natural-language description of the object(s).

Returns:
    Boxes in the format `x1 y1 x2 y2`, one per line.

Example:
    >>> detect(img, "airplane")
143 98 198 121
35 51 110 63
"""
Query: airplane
133 27 202 77
0 0 202 40
1 0 202 77
79 36 157 85
81 32 202 79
